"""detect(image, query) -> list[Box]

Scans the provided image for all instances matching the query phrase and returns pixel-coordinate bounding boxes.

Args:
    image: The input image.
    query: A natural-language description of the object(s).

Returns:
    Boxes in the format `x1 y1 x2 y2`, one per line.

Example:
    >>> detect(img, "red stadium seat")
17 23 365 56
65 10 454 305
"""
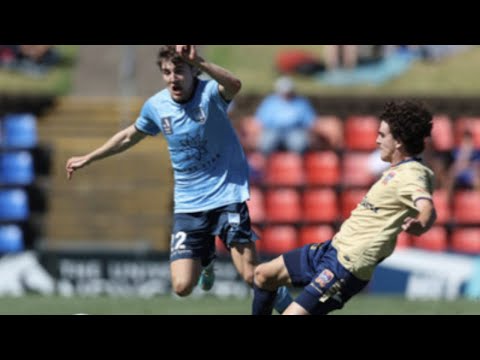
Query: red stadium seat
344 116 380 151
454 117 480 148
265 188 302 223
275 50 322 75
299 225 335 247
342 153 376 187
453 191 480 224
411 226 448 252
261 225 298 255
302 188 339 222
265 152 304 186
432 189 451 225
431 115 454 151
304 151 340 186
340 189 368 220
396 231 411 249
451 228 480 254
247 187 265 223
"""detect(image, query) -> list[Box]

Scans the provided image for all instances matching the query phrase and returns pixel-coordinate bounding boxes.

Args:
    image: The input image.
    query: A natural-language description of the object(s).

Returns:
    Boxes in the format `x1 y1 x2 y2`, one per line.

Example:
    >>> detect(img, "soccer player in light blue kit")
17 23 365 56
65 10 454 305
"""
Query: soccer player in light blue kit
66 45 291 312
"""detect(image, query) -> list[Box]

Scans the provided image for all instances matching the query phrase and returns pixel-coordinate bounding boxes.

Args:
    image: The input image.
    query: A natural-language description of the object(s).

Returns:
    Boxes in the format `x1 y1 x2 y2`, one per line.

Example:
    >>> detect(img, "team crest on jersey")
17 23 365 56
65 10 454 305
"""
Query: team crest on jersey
192 107 207 124
161 117 173 135
382 171 396 185
315 269 335 288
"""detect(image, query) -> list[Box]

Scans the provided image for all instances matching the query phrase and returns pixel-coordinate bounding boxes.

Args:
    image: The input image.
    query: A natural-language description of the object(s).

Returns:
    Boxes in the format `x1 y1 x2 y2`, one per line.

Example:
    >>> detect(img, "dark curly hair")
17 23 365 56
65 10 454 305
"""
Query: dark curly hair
379 100 433 155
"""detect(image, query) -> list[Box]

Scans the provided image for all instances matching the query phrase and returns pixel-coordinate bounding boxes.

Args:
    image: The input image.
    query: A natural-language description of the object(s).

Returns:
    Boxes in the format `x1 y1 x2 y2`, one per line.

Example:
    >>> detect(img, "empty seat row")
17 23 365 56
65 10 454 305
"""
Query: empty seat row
248 187 367 223
252 151 377 187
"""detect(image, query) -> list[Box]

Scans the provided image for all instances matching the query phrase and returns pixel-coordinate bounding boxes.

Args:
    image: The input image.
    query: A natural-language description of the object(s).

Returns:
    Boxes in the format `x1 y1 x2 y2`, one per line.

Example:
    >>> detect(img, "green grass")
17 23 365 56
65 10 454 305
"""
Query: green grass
0 45 78 96
1 294 479 315
204 45 480 97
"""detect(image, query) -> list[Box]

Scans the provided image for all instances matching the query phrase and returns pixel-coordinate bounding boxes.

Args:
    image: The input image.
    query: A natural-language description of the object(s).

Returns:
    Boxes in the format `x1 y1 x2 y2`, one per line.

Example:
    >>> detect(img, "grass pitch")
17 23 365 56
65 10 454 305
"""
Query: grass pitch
0 294 478 315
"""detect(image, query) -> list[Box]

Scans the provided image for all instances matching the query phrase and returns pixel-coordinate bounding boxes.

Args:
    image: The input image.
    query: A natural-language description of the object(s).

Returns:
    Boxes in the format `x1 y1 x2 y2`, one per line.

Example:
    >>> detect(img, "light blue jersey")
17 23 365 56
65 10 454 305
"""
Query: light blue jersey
135 79 250 213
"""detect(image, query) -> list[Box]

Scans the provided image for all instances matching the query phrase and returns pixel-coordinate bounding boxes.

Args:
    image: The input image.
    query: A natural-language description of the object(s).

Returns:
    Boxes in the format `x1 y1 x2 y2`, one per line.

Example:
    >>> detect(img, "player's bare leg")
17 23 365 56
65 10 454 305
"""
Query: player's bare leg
170 258 202 297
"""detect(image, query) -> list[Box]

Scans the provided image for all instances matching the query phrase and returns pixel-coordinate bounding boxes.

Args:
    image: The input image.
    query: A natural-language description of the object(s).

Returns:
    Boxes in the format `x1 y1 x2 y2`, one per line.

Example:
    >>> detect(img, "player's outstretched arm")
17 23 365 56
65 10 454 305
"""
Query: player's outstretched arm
66 124 147 180
175 45 242 101
402 198 437 236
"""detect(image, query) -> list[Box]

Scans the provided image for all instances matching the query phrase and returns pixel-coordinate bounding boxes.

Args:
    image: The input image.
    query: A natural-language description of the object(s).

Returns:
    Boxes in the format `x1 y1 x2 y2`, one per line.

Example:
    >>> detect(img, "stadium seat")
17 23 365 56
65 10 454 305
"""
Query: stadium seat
396 231 411 249
342 153 375 187
275 50 323 75
302 188 338 222
0 189 29 221
344 116 380 151
0 151 35 185
304 151 340 186
247 187 265 223
299 225 335 247
340 189 368 220
0 225 24 253
411 226 448 252
2 113 38 149
432 189 451 225
451 228 480 254
453 191 480 224
431 115 454 151
265 152 304 186
454 117 480 148
261 225 298 255
265 188 302 223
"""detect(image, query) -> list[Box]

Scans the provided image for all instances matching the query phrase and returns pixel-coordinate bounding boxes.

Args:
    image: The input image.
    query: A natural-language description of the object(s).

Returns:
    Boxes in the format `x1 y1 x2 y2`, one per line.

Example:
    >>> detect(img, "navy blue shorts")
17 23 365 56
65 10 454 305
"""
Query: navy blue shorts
170 202 258 266
283 240 369 315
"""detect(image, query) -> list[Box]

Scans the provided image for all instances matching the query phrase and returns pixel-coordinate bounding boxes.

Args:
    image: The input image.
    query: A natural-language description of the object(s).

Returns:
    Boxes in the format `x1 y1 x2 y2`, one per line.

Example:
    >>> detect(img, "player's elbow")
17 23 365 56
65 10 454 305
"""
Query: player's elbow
230 78 242 95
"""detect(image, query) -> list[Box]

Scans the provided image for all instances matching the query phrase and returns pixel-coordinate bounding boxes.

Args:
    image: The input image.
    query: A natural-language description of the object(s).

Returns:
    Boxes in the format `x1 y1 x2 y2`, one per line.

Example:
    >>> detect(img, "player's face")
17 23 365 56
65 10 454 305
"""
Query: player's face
376 121 398 162
161 60 196 103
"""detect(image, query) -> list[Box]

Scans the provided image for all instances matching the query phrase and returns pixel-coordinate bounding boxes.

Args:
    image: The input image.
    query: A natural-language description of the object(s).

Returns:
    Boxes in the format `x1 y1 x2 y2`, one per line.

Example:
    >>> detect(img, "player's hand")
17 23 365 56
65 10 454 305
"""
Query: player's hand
175 45 197 62
402 216 424 235
66 155 90 180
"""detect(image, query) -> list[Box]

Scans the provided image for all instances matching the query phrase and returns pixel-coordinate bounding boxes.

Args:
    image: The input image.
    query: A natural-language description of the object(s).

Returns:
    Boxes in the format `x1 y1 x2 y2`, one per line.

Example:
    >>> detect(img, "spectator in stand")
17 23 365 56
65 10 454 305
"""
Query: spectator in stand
255 76 316 154
445 129 480 200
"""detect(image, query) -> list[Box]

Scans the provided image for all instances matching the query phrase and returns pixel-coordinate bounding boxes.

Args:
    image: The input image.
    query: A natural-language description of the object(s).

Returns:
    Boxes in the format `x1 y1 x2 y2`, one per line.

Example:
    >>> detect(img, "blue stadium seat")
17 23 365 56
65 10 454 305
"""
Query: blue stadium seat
2 113 38 149
0 151 35 185
0 189 29 221
0 225 24 252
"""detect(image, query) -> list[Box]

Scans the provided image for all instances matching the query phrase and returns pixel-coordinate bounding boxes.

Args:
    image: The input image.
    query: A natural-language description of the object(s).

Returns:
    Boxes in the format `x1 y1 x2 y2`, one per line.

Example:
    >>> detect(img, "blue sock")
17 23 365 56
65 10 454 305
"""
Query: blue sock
252 284 276 315
273 286 293 314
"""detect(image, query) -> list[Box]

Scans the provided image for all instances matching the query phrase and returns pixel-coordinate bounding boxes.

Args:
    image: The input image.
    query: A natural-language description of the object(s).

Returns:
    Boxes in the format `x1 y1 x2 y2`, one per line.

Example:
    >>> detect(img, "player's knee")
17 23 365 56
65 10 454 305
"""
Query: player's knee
241 268 254 287
172 279 194 297
254 264 275 290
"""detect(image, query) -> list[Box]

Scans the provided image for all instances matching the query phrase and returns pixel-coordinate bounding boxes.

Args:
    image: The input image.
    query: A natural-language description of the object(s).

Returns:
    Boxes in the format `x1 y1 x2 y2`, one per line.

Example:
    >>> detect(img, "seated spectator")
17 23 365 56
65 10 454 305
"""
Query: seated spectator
255 76 316 154
445 129 480 199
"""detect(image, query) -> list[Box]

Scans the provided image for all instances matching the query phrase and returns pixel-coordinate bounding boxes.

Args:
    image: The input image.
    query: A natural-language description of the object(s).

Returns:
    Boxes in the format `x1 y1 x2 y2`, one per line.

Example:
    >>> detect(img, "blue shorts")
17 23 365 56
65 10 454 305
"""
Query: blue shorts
170 202 258 266
283 240 369 315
